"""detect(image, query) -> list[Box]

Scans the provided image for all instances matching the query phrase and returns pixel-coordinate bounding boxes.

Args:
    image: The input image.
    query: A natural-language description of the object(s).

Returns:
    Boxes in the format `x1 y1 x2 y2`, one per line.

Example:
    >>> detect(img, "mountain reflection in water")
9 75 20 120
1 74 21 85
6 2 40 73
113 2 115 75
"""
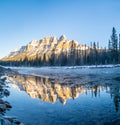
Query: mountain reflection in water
7 74 120 111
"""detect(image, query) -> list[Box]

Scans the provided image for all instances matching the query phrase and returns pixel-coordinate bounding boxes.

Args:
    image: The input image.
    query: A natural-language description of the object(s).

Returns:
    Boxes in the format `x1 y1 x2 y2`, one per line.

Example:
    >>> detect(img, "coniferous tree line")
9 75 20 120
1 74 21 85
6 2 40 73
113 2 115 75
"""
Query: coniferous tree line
0 27 120 66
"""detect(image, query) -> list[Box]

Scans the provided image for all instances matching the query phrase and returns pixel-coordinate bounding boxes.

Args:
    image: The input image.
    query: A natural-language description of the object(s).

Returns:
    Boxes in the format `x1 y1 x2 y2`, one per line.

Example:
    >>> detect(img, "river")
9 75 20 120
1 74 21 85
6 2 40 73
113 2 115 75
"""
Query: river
4 66 120 125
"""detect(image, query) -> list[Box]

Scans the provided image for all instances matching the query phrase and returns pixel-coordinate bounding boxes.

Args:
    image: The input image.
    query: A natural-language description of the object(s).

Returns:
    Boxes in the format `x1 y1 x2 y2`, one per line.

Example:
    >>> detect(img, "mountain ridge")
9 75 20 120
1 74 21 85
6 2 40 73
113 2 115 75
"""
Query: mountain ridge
1 35 87 62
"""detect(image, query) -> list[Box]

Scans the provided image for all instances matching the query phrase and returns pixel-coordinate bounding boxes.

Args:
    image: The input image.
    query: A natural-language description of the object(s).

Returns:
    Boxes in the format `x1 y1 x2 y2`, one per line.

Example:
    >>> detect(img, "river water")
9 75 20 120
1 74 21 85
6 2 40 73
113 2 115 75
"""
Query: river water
4 66 120 125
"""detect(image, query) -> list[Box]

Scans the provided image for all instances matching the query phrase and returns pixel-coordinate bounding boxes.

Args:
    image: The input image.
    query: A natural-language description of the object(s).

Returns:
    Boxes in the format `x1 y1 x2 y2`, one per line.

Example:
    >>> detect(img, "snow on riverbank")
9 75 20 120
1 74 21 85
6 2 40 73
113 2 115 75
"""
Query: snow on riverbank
4 64 120 70
4 65 120 85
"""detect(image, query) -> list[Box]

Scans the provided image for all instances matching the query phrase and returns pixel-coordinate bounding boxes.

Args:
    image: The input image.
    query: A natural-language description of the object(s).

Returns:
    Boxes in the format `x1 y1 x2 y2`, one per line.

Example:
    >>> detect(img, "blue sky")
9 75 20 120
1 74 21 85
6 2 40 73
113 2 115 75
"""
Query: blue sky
0 0 120 58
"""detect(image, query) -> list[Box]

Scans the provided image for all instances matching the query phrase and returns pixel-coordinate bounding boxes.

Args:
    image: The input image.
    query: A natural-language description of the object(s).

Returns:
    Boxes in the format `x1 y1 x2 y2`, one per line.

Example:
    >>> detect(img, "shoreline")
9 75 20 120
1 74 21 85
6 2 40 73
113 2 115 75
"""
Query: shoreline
0 66 23 125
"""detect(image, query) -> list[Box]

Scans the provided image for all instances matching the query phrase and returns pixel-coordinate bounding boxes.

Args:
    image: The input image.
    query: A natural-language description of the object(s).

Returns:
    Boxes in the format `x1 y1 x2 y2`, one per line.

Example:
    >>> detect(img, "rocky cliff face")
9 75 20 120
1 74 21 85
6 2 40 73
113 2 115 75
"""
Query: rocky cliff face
1 35 88 62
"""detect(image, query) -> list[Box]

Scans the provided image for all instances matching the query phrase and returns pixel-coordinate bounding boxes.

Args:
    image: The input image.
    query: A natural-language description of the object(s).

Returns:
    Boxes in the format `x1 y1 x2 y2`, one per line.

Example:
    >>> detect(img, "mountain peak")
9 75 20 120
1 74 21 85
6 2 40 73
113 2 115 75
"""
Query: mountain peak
29 40 39 46
59 35 67 41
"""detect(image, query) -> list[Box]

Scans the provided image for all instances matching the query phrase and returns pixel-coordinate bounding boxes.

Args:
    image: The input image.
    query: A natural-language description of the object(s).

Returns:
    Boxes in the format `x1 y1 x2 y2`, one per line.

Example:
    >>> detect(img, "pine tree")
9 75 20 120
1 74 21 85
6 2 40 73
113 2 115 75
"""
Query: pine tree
119 34 120 51
108 40 112 50
110 27 118 63
111 27 118 51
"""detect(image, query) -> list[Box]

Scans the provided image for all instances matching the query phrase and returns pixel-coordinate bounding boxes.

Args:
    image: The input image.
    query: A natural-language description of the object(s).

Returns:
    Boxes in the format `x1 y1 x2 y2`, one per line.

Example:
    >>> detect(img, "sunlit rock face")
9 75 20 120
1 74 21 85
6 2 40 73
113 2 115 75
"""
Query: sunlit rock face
7 74 105 105
2 35 88 62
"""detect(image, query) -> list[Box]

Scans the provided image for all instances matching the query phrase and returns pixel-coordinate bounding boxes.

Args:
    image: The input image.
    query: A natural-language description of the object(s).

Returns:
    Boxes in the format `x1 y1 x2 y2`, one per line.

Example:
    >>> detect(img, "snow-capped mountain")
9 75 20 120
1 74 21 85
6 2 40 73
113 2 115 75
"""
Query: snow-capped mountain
1 35 88 62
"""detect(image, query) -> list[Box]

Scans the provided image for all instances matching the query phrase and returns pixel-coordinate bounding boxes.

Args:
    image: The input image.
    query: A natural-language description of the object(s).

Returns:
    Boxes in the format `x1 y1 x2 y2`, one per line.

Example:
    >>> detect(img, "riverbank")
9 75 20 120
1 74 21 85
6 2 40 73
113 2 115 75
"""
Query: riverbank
0 66 23 125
